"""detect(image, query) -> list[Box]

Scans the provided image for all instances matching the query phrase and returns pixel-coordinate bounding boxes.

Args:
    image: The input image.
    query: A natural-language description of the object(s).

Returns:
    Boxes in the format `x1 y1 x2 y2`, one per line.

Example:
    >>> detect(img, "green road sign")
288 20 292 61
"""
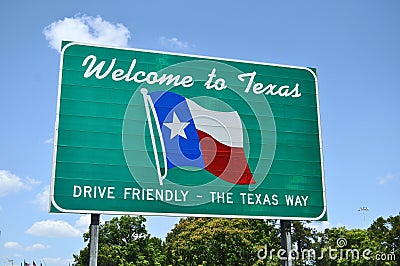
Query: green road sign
50 42 327 220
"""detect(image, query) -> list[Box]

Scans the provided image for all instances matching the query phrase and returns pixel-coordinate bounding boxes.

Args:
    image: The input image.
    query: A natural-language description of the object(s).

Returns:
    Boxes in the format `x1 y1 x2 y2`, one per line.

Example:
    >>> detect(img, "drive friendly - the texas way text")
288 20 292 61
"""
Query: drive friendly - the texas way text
72 185 310 207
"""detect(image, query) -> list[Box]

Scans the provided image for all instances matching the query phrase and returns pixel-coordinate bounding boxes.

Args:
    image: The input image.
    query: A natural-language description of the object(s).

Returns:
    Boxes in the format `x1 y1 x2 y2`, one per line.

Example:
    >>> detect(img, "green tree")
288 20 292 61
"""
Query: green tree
310 226 395 266
165 217 280 266
73 215 166 266
368 213 399 265
291 221 317 265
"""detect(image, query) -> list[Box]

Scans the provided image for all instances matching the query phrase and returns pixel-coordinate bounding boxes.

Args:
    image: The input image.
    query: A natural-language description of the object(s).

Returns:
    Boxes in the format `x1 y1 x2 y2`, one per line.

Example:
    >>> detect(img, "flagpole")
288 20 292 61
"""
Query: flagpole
141 88 167 185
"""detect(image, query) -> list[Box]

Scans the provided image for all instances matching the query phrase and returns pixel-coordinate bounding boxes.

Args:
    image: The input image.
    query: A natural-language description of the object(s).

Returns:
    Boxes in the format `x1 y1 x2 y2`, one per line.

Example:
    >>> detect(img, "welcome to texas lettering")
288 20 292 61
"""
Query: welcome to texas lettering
81 54 302 98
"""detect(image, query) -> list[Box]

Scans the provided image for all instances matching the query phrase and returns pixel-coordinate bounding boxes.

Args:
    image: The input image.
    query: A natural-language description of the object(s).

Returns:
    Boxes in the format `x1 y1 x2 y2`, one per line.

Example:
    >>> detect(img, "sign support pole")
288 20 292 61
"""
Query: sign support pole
280 220 292 266
89 214 100 266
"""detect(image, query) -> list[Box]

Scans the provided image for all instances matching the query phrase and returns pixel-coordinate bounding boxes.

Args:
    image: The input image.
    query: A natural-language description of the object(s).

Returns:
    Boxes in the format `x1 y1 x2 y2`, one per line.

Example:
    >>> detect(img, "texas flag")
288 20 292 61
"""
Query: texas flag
141 89 254 185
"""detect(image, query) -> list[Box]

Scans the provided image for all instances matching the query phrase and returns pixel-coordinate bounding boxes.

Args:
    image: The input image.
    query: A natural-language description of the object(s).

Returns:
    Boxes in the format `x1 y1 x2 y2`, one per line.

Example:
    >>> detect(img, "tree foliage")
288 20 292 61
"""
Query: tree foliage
308 214 399 266
73 215 166 266
73 213 399 266
164 217 280 265
368 213 400 265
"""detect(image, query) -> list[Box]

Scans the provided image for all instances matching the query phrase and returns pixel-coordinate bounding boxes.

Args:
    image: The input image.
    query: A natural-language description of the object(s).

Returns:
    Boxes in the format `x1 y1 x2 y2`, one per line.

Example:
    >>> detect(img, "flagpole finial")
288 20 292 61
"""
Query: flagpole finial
140 88 148 95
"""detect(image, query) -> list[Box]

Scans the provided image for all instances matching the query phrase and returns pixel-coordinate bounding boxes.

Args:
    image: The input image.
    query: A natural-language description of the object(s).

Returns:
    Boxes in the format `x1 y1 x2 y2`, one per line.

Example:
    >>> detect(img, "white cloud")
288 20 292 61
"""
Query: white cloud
0 170 39 197
32 186 50 211
377 173 398 185
26 176 41 187
26 220 81 238
44 137 53 144
25 214 104 240
74 214 108 234
43 14 131 52
74 214 91 234
160 36 192 51
0 170 24 196
4 241 23 249
26 243 50 251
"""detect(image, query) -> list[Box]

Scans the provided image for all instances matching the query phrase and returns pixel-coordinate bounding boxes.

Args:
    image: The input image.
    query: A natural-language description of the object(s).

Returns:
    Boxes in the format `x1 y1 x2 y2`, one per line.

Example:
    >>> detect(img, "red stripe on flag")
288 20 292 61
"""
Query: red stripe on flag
197 130 255 184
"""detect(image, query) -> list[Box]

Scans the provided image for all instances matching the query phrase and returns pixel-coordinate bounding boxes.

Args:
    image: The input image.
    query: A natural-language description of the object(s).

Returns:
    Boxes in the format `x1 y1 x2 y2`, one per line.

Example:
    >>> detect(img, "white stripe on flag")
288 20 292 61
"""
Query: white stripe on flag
186 99 244 148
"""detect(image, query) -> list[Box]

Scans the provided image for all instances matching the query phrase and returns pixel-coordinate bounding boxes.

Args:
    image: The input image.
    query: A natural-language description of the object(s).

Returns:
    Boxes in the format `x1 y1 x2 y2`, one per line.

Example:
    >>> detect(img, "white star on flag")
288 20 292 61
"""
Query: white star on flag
163 112 190 139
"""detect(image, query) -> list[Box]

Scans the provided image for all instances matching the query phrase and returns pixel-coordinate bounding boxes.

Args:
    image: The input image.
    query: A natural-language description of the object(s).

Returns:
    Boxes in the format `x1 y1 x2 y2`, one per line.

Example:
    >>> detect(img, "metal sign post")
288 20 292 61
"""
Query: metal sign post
89 214 100 266
280 220 292 266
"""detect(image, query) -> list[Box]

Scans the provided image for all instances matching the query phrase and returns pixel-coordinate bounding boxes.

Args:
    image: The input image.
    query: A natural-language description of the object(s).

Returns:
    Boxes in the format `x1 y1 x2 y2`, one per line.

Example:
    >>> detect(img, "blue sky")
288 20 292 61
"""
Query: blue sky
1 0 399 265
